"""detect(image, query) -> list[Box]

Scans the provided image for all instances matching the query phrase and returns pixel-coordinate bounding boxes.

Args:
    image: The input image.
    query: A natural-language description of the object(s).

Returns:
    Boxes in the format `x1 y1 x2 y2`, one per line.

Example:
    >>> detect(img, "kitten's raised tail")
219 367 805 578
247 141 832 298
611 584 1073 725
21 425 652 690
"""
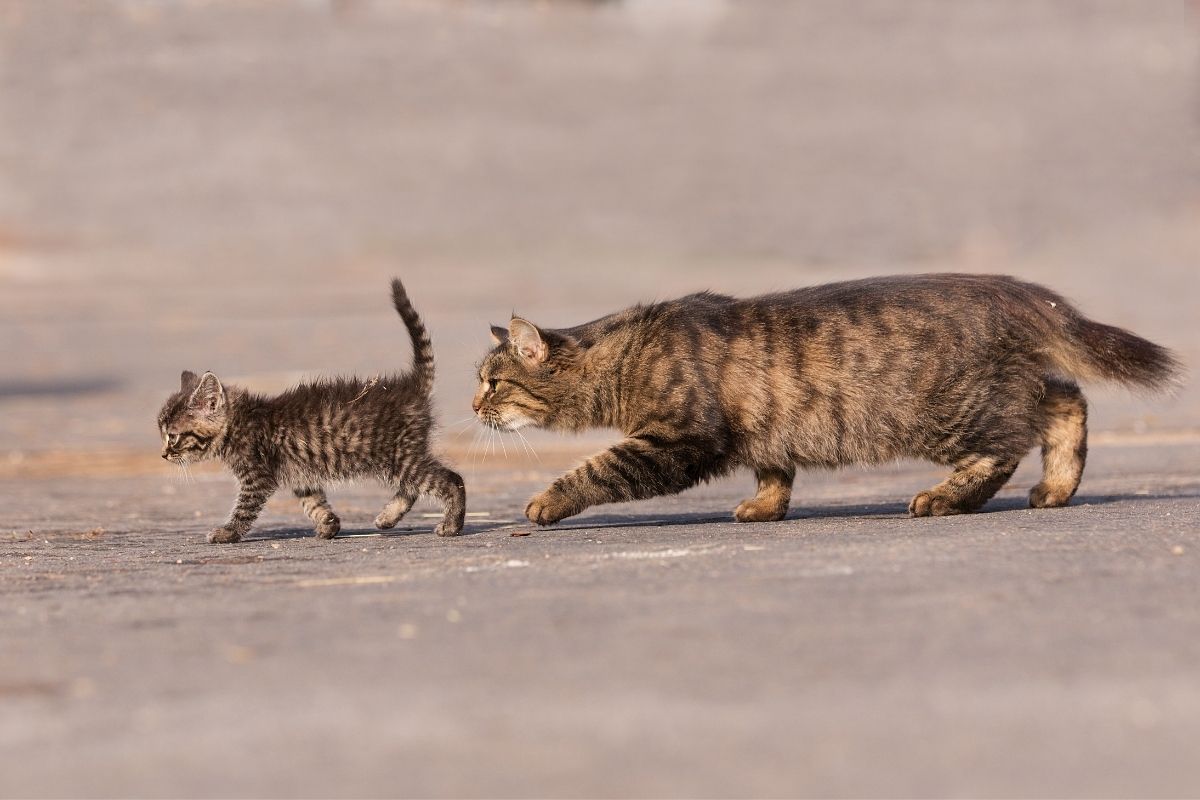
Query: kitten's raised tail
391 278 435 394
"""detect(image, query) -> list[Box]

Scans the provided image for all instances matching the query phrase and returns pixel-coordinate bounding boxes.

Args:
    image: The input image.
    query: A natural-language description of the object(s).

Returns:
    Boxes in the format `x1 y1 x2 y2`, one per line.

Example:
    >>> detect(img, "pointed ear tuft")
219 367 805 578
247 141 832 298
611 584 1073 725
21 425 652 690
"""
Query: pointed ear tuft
509 318 548 364
489 325 509 346
188 371 226 416
180 370 199 392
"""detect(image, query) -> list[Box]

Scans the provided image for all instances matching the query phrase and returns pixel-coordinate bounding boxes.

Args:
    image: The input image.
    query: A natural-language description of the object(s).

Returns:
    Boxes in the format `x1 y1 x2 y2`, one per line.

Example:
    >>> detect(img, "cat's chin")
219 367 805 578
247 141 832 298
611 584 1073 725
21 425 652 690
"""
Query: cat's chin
496 415 536 432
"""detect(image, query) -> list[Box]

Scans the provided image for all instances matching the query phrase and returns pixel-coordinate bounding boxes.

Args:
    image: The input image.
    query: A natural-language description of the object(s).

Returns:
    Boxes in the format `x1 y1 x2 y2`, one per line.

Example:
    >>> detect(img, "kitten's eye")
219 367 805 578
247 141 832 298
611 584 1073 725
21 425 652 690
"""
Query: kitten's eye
488 379 499 392
168 433 181 446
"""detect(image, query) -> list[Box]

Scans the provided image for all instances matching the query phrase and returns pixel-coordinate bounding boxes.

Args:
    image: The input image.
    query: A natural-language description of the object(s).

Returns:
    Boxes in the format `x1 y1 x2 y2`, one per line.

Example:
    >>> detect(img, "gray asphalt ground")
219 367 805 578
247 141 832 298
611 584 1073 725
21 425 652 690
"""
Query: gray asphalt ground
3 444 1200 797
2 1 1200 797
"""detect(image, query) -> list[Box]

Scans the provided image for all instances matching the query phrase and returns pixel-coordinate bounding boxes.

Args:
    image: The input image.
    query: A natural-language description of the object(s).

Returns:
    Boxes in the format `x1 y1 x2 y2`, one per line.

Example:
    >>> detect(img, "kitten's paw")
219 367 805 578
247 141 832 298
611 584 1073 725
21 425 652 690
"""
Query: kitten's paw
314 515 341 539
908 491 965 517
733 498 788 523
1029 483 1072 509
207 526 242 544
525 489 578 526
374 512 399 530
434 520 464 537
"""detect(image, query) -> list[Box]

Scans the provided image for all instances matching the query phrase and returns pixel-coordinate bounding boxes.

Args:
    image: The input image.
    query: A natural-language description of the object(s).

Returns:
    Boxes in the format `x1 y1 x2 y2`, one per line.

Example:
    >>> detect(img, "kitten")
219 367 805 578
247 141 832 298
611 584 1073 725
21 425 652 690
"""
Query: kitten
473 273 1182 525
159 279 465 543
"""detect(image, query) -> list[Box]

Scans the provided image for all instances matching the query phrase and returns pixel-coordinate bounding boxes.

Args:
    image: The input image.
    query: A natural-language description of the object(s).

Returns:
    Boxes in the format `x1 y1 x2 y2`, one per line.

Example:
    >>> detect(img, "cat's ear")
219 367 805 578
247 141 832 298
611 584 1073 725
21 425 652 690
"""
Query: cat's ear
188 371 226 416
489 325 509 346
180 370 199 393
509 317 548 364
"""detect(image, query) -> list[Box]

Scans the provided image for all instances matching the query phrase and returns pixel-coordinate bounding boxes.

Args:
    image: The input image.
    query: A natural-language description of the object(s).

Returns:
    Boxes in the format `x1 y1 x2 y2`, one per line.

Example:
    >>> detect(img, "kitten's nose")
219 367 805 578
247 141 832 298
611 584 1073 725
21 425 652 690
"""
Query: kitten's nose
471 398 482 413
161 452 169 460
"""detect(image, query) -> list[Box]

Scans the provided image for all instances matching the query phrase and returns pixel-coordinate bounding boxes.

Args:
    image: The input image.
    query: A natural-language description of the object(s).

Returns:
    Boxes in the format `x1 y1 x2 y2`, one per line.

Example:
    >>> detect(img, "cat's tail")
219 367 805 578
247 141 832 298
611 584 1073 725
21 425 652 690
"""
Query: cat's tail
1031 290 1184 392
391 278 435 394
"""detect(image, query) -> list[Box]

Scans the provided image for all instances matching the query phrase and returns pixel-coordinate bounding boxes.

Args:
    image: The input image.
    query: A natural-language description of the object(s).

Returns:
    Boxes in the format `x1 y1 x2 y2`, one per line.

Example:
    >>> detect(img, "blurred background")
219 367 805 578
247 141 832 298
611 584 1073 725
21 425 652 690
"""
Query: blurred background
1 0 1197 473
3 3 1200 798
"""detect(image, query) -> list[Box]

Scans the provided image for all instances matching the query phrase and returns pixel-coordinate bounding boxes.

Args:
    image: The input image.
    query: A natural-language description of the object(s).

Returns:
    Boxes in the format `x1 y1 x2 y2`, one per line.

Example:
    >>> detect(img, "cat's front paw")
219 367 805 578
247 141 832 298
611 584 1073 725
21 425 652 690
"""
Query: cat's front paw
525 488 579 526
207 526 242 544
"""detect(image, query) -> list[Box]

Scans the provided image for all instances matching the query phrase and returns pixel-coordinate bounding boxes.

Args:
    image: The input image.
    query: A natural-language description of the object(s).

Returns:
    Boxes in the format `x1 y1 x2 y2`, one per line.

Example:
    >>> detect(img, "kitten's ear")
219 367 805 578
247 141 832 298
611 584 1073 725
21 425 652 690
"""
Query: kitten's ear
509 317 548 364
188 371 226 416
489 325 509 346
180 370 199 392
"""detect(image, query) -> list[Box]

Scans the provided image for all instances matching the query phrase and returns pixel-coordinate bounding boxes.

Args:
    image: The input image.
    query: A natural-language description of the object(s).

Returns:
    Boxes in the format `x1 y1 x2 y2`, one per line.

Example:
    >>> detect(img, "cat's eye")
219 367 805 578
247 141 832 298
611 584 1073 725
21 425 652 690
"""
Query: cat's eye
167 433 181 446
488 379 499 392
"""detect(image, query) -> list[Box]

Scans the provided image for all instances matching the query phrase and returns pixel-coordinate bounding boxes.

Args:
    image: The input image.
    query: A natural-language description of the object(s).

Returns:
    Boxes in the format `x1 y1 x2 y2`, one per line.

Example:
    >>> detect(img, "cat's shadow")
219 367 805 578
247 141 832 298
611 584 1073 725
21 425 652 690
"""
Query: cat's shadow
243 492 1192 540
502 492 1192 533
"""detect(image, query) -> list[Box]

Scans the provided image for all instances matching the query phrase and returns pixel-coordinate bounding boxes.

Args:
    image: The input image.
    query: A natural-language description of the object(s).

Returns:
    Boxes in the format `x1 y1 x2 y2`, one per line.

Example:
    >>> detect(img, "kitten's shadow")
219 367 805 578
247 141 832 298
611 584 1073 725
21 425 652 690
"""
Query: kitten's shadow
245 523 491 542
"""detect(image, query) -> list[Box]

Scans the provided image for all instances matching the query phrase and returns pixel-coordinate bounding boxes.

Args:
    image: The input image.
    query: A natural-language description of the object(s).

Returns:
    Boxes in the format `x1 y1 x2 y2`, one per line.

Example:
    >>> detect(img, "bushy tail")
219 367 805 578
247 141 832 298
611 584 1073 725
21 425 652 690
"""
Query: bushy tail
1056 316 1183 391
1015 278 1185 392
391 278 435 394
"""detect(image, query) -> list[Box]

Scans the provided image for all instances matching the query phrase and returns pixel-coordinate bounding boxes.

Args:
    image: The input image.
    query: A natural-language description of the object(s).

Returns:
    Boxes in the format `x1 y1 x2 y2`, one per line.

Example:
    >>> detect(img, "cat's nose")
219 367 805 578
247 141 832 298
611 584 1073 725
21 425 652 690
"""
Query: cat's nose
161 452 169 460
471 398 482 413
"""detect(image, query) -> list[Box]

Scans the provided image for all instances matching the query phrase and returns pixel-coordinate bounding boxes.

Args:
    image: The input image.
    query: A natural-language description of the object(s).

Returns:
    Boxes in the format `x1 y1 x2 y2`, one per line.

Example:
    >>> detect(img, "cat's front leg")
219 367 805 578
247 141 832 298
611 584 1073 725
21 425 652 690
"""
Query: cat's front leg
525 435 708 525
210 472 278 543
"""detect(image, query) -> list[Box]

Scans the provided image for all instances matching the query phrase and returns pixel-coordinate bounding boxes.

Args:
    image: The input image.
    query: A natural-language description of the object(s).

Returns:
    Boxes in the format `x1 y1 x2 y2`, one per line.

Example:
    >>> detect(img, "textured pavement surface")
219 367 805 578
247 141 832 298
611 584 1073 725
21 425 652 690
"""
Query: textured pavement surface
3 444 1200 797
2 1 1199 797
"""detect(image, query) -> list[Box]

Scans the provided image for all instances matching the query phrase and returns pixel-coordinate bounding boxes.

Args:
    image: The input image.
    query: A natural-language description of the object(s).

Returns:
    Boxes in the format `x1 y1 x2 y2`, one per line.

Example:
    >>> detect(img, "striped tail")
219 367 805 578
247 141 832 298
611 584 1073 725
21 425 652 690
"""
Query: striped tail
1059 315 1184 391
391 278 435 394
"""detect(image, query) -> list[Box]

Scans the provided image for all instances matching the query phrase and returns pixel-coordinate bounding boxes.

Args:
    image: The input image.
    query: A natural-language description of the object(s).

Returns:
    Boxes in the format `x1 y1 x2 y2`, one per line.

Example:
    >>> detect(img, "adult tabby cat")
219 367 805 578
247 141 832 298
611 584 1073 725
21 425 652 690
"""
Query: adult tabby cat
473 274 1181 525
159 279 465 543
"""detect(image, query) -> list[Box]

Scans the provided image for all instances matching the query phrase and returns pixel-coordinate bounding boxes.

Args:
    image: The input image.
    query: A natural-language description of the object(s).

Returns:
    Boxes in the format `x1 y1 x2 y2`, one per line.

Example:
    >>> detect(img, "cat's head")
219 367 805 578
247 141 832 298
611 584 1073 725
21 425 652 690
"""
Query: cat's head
474 318 583 431
157 370 229 463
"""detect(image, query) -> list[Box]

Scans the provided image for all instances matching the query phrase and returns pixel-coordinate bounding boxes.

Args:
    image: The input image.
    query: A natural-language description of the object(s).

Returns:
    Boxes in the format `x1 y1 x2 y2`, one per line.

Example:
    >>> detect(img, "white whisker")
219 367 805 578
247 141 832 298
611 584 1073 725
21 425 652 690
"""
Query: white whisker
516 429 541 464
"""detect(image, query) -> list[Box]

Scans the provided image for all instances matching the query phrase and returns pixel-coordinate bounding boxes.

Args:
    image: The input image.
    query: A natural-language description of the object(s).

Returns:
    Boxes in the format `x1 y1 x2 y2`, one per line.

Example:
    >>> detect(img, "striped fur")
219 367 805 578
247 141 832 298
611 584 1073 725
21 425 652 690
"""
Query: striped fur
157 278 464 543
473 273 1182 525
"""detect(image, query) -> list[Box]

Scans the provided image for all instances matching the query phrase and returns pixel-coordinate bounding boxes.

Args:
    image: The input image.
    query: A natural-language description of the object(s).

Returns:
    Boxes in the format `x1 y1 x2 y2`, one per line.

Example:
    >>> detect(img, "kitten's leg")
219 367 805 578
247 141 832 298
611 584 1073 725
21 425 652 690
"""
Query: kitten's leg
526 436 706 526
1030 380 1087 508
734 467 795 522
209 474 278 543
909 455 1020 517
294 486 341 539
375 486 419 530
421 465 466 536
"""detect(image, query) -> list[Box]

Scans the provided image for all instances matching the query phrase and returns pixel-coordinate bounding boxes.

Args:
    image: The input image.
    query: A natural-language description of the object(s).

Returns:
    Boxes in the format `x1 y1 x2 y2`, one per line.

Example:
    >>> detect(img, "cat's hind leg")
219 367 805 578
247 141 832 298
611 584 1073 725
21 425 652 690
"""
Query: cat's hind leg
294 486 341 539
375 485 419 530
909 455 1020 517
734 466 795 522
1030 379 1087 508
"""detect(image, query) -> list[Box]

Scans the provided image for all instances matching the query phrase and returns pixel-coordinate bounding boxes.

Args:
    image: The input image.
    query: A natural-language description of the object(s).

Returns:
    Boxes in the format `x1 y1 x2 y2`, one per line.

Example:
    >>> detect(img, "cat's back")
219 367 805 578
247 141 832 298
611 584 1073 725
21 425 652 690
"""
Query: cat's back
755 273 1056 320
596 275 1044 335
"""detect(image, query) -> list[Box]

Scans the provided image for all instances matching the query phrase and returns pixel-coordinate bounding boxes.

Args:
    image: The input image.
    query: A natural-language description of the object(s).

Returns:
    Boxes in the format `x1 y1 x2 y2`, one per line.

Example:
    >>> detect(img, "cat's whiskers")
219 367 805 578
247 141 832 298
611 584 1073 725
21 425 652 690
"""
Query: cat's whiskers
467 426 485 477
515 429 541 464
